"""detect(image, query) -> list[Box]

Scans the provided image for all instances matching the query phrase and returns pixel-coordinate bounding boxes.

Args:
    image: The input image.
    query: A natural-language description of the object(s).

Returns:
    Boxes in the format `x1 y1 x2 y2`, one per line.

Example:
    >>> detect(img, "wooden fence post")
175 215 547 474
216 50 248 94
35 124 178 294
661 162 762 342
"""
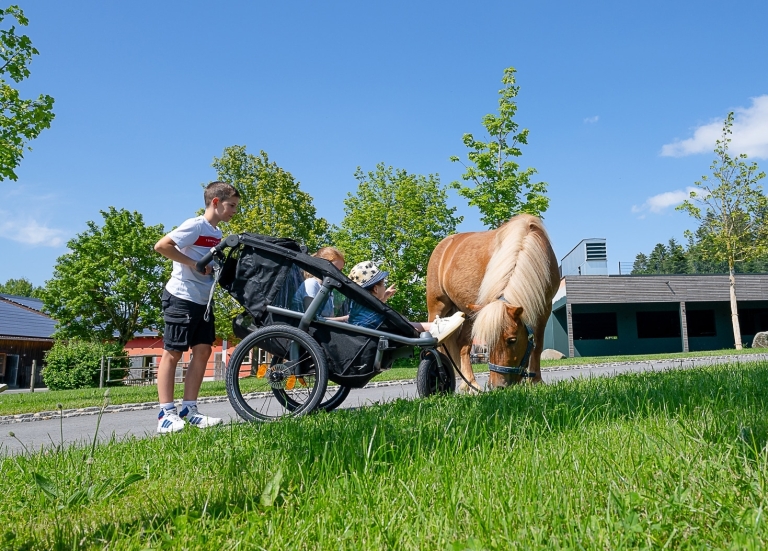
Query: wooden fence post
29 360 37 392
99 356 105 388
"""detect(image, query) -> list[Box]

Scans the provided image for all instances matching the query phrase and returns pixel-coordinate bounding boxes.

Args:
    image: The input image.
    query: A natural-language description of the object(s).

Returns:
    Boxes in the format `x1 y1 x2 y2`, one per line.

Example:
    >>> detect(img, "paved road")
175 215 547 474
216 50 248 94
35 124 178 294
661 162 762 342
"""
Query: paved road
2 355 765 455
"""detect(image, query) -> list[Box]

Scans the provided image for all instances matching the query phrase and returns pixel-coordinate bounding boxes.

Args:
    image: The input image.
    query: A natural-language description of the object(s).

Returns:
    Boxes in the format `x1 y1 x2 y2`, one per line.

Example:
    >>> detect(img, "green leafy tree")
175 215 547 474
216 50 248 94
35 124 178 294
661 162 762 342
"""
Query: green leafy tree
677 112 768 349
210 145 330 339
0 276 42 297
632 252 649 274
450 67 547 228
0 5 55 181
333 164 462 319
42 208 169 346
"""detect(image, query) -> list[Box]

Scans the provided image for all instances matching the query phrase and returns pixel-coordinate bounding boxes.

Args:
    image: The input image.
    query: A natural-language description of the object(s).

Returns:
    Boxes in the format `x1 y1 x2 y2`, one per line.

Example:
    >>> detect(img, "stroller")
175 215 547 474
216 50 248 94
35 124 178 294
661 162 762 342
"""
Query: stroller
197 233 456 422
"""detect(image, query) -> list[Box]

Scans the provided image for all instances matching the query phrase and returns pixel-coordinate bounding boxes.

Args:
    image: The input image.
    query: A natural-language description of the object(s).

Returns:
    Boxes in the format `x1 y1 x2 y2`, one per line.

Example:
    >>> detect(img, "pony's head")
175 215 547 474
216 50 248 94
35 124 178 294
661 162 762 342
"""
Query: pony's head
470 300 532 389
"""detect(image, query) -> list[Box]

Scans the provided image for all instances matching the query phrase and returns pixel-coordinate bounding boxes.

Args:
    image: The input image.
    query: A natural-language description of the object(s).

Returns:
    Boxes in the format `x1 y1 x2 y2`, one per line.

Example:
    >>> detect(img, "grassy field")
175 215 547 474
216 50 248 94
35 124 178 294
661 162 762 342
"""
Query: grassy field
1 348 767 416
2 361 768 549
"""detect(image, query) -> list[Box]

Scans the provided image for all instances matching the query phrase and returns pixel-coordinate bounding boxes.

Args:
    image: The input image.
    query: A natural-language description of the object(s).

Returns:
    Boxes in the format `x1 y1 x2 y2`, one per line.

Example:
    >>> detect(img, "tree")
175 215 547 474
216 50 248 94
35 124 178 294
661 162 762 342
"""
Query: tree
677 112 768 349
42 208 169 346
0 5 55 181
333 164 462 319
632 252 649 274
0 276 41 297
210 145 331 339
450 67 547 228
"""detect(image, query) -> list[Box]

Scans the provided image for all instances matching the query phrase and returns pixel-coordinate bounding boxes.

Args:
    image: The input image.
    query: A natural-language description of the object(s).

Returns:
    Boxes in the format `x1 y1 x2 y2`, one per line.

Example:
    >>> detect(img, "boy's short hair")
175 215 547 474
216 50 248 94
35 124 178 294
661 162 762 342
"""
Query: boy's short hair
204 181 240 207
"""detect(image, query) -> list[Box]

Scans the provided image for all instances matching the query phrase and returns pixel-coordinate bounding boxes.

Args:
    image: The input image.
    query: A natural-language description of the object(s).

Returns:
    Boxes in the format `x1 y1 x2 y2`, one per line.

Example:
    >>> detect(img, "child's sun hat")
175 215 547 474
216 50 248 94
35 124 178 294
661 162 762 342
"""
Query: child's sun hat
348 261 388 289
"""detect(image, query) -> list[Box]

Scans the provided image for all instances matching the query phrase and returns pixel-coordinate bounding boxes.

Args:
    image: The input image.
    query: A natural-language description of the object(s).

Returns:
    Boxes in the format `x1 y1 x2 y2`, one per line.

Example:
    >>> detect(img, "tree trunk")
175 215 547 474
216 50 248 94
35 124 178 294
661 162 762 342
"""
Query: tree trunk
729 264 743 350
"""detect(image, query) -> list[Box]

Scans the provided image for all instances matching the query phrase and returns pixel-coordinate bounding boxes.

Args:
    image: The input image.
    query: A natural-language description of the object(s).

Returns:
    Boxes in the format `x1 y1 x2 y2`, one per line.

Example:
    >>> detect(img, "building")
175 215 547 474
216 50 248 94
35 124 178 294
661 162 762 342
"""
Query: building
559 238 608 276
0 294 56 388
125 329 229 382
544 268 768 358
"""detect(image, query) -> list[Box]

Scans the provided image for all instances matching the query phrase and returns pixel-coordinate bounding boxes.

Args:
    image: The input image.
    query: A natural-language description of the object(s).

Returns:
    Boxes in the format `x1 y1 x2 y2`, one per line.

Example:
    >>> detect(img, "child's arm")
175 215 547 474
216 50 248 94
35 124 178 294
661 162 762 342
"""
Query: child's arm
154 236 213 275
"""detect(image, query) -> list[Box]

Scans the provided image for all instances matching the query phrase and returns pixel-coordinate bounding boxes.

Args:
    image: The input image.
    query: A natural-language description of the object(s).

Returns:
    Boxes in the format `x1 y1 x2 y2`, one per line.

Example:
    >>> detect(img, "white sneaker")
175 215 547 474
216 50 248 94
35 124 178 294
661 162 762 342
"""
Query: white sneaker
157 408 185 434
0 383 7 393
430 312 465 343
180 405 223 429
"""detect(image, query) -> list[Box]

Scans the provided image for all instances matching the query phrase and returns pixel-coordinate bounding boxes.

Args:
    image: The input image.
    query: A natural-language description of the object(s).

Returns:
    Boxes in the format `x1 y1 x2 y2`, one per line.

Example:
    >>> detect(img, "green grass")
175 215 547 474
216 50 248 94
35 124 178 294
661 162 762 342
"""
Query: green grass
2 361 768 549
1 348 765 416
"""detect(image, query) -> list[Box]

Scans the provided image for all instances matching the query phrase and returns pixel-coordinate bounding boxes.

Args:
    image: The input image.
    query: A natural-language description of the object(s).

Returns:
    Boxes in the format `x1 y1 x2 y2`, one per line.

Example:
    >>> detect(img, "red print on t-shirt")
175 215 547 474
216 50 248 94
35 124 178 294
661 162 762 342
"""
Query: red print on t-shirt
193 236 221 248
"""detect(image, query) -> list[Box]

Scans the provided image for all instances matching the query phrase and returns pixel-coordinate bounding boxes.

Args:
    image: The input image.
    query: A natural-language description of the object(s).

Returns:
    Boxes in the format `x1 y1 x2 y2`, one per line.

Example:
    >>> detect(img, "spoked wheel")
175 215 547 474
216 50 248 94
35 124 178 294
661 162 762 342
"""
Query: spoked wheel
416 350 456 397
278 381 352 413
226 325 328 421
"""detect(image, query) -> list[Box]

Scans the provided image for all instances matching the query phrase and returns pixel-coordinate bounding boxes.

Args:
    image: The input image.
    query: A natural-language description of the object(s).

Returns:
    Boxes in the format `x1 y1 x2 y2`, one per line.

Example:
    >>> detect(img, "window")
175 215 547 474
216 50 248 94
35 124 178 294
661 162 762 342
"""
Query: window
572 312 618 340
739 308 768 335
687 310 716 337
636 311 680 338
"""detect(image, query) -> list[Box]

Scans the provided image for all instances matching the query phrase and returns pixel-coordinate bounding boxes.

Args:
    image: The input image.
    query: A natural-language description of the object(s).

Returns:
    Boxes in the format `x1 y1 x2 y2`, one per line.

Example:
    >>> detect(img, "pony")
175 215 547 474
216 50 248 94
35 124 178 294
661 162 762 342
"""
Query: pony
426 214 560 390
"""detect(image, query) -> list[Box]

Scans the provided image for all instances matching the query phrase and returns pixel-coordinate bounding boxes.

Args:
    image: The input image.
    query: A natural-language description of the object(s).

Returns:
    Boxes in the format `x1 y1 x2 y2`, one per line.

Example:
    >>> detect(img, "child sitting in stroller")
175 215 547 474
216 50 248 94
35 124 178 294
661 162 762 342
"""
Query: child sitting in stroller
347 260 464 343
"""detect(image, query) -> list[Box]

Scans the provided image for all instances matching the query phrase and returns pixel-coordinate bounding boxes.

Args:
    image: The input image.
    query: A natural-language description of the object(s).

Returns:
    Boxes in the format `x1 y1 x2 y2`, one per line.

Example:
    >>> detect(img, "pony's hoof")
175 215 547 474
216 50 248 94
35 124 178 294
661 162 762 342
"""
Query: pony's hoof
458 381 481 394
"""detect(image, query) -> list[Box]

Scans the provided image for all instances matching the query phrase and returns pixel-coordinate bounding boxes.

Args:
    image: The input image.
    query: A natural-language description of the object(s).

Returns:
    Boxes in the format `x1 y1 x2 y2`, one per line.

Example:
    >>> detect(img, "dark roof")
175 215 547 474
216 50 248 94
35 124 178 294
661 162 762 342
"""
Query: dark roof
561 273 768 305
0 296 56 339
0 294 43 311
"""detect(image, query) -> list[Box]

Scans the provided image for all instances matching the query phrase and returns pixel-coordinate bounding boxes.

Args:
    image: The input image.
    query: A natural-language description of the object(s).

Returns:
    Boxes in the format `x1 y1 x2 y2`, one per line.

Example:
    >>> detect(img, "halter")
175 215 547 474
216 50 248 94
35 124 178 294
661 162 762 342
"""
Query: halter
487 296 536 378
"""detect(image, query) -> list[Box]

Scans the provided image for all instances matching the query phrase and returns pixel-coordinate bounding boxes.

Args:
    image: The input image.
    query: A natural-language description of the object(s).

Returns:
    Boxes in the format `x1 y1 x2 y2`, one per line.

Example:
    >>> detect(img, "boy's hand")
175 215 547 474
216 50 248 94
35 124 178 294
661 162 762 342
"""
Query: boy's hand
198 263 213 276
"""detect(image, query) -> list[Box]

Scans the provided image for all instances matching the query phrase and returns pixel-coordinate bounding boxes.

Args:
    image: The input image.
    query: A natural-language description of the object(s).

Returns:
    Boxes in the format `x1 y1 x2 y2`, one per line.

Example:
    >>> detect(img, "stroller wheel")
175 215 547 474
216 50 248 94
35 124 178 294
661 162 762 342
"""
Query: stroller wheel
226 324 328 421
279 382 351 413
416 350 456 397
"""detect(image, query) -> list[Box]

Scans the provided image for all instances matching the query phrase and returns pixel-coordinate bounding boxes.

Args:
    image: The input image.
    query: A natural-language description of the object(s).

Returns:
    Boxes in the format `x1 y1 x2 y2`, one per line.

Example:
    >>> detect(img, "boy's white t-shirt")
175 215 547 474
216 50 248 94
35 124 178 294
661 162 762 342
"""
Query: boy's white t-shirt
164 216 222 305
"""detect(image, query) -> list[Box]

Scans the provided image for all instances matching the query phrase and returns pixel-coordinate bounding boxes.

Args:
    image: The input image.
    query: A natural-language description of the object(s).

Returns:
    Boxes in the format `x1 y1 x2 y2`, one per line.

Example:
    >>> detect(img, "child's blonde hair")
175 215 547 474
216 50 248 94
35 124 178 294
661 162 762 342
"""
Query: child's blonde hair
305 247 345 279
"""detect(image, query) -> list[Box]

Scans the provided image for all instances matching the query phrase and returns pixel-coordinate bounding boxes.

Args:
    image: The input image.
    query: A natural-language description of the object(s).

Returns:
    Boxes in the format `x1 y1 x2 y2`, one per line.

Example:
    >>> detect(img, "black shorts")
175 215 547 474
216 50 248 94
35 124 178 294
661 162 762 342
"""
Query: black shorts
162 289 215 352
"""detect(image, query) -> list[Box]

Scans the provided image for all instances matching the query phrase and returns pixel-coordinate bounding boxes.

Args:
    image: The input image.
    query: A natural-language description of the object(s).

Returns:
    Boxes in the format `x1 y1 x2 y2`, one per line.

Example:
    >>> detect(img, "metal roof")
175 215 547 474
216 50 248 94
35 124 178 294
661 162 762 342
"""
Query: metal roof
0 297 56 339
0 294 44 311
561 273 768 305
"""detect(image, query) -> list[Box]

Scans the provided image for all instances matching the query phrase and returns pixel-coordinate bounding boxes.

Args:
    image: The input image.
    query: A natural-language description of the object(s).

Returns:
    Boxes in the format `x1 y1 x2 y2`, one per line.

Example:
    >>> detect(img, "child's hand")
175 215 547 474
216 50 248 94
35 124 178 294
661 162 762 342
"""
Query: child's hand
383 285 396 301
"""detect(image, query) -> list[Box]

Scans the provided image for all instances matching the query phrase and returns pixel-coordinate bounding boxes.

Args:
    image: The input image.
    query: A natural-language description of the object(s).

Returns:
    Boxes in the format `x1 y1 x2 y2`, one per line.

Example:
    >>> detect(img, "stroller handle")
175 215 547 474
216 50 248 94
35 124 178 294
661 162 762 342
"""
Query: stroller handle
196 234 241 273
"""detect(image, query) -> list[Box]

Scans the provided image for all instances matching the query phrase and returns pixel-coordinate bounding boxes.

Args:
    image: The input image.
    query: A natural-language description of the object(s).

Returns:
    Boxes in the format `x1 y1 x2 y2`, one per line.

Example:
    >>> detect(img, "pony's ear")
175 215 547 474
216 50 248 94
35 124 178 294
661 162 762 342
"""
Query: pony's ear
505 305 524 320
467 304 482 313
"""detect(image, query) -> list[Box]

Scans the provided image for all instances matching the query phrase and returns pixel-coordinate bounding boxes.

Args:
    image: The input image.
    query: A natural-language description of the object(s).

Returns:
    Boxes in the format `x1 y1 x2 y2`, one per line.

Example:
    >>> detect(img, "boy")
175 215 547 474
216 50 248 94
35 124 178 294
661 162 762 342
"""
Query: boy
153 181 240 433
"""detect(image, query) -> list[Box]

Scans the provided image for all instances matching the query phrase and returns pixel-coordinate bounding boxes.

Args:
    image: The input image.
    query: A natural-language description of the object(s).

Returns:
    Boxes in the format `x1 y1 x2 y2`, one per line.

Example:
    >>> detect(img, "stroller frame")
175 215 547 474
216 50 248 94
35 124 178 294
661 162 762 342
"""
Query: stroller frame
198 233 456 421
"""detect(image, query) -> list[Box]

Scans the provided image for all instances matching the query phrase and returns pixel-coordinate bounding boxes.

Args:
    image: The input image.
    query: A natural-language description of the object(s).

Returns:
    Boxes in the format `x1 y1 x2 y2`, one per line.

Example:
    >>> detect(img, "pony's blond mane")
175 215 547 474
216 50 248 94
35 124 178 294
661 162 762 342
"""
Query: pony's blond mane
472 215 553 345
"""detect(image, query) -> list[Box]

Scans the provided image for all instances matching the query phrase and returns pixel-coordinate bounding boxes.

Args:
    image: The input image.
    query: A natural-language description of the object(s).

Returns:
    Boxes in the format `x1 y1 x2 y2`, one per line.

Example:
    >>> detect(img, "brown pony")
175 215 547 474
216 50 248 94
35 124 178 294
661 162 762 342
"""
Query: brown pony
426 214 560 390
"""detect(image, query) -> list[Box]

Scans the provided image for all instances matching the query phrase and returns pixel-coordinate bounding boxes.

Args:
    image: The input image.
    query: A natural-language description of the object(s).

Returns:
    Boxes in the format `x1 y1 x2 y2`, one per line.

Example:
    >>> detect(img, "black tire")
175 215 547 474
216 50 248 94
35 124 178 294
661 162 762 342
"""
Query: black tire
226 325 328 421
416 350 456 397
277 382 351 413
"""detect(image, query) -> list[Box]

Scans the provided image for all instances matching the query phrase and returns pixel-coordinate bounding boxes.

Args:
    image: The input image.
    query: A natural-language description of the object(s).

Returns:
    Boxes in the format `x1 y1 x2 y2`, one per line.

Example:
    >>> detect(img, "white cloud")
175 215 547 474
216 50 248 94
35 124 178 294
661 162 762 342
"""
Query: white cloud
0 214 66 247
583 115 599 124
0 185 68 247
661 95 768 159
632 187 698 215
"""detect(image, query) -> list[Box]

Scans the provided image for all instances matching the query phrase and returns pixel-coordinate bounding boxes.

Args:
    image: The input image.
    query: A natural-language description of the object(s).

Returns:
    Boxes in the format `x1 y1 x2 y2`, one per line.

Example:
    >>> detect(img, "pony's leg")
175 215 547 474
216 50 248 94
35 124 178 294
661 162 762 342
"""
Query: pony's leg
451 323 480 393
528 320 547 384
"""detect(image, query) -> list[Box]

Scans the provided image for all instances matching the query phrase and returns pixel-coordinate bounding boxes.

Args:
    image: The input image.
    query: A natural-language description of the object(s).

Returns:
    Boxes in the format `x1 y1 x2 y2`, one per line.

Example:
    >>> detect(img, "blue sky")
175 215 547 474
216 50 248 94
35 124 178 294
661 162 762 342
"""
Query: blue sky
2 0 767 286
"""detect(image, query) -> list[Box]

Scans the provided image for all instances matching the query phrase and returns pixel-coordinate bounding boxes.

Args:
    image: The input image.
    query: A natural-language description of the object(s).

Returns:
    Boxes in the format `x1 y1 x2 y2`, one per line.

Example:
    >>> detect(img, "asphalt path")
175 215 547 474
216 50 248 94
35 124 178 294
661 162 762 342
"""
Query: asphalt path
2 354 766 455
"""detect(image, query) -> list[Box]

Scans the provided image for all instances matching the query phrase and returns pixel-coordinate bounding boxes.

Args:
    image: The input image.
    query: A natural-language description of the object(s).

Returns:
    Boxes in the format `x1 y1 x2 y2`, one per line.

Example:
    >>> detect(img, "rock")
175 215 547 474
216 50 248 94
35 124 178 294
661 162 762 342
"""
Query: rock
752 332 768 349
540 348 566 360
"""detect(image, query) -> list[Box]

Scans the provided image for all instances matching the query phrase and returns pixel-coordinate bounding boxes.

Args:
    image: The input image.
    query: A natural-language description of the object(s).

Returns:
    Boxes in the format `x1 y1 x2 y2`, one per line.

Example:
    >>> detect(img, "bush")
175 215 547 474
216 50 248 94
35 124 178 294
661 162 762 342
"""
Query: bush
42 340 129 390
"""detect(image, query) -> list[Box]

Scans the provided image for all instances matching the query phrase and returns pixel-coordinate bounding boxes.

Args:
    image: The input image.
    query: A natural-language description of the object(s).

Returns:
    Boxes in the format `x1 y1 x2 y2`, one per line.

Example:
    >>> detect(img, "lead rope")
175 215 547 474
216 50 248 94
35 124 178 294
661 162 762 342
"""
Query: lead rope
203 263 222 322
438 344 484 393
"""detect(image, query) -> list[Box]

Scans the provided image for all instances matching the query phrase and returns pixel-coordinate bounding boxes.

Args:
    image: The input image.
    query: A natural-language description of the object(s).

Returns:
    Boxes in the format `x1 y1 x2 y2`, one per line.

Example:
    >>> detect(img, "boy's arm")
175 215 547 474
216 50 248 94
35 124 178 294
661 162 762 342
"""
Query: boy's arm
154 236 213 275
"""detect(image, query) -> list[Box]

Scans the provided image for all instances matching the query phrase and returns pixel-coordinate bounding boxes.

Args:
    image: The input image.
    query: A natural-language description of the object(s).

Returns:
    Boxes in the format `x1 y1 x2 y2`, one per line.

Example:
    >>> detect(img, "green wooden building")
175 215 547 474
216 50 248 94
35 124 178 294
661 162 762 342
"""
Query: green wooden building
544 274 768 357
